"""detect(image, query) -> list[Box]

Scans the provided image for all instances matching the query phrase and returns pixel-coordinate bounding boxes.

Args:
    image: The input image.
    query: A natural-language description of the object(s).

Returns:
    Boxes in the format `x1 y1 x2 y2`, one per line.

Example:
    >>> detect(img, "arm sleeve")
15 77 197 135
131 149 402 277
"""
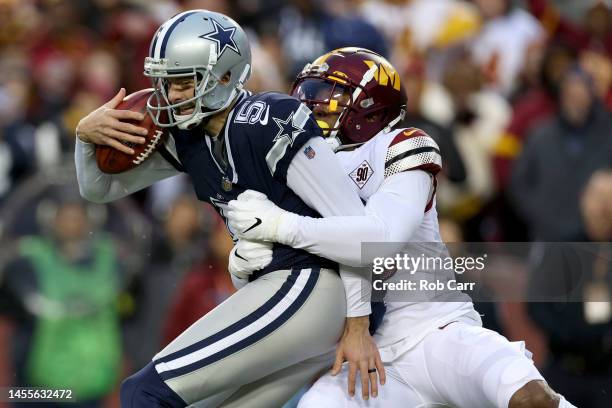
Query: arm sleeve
281 169 432 266
75 138 180 203
286 137 371 317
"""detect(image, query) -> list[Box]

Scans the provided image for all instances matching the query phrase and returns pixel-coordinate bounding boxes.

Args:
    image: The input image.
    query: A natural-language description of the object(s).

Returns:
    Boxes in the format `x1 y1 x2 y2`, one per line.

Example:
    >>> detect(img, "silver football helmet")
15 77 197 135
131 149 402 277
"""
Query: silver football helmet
144 10 252 129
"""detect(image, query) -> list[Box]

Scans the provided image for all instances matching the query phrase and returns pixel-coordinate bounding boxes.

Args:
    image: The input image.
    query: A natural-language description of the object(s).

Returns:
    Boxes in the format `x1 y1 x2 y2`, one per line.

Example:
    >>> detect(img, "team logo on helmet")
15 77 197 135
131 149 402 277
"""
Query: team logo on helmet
199 18 241 57
364 60 401 90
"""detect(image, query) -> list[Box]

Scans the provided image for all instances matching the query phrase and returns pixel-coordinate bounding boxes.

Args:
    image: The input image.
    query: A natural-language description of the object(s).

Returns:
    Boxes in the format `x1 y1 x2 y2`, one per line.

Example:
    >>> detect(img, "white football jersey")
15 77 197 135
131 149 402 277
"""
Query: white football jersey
336 127 481 361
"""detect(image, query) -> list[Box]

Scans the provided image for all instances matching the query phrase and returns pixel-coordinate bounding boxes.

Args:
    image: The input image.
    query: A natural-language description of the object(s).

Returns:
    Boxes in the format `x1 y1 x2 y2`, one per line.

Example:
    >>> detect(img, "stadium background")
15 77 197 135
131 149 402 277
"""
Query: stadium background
0 0 610 406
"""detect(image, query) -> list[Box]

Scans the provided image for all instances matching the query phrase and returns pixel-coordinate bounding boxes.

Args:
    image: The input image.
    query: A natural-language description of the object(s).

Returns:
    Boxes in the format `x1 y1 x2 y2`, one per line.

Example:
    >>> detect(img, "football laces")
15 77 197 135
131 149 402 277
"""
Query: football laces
132 130 163 165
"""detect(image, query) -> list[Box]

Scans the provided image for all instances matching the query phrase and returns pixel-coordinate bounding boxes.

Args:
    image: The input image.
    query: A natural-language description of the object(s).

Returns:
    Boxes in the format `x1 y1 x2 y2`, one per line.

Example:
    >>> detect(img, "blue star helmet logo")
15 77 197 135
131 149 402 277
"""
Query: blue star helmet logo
200 19 241 57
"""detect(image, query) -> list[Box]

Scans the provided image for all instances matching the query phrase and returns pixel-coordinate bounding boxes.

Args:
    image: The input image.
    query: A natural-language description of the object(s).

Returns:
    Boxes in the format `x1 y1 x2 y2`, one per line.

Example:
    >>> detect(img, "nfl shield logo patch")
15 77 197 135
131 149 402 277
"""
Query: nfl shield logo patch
303 146 316 159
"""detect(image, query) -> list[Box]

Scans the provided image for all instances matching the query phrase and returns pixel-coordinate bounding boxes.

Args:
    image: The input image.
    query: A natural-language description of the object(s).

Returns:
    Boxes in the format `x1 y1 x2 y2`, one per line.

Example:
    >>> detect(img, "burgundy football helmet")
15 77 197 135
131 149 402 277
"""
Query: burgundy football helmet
290 47 407 150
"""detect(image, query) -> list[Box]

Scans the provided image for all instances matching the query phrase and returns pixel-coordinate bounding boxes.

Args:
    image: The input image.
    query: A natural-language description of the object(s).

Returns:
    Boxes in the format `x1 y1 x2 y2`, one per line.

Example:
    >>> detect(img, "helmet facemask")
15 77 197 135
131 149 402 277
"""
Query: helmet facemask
144 53 236 130
291 77 359 151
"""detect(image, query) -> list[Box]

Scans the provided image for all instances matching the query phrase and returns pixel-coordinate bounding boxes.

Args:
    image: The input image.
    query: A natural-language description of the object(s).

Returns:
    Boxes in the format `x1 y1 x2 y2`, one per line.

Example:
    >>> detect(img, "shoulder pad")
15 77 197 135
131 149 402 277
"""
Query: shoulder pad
384 128 442 178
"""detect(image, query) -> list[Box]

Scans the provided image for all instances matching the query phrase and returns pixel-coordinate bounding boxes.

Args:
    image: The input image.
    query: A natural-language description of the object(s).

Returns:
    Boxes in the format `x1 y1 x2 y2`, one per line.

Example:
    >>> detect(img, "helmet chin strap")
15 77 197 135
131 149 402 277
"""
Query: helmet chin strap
324 129 364 153
324 137 342 152
383 108 406 133
317 118 344 152
175 113 207 130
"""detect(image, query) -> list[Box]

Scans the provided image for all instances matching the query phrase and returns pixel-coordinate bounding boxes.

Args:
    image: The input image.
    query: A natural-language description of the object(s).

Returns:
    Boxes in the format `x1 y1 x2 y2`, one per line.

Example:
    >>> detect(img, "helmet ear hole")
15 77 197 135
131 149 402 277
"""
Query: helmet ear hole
365 110 384 123
221 72 232 84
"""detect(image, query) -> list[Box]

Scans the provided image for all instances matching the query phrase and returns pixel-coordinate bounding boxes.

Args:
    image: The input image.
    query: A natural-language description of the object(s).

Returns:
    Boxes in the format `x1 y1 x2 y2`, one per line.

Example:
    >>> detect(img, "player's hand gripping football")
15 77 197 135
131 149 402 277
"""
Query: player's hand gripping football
332 316 386 400
228 239 273 288
227 190 295 243
76 88 148 155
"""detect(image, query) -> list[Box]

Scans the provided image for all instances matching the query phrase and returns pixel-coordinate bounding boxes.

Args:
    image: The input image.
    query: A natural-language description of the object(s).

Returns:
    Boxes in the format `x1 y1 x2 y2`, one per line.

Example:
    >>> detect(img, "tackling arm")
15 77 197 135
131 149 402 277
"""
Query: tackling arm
285 137 371 317
281 170 432 266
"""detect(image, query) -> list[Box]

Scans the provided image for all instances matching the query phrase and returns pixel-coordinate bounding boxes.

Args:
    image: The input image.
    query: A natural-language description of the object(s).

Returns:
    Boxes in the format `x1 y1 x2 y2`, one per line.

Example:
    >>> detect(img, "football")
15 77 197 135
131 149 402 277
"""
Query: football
95 89 167 174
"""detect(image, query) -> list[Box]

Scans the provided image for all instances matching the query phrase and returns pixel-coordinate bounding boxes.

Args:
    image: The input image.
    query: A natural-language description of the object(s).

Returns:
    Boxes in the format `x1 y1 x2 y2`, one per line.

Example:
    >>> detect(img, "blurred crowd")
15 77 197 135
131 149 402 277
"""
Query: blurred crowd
0 0 610 407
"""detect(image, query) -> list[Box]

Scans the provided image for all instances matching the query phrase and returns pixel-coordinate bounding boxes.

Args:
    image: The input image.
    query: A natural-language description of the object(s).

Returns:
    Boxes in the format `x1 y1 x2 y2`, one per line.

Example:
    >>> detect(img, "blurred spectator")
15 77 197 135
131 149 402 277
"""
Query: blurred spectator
400 55 466 183
232 0 285 35
433 56 511 230
484 42 578 241
528 0 612 56
361 0 480 51
526 172 612 407
510 67 612 240
162 214 234 344
181 0 231 16
0 1 41 49
102 5 160 92
580 48 612 109
470 0 545 96
0 191 124 407
278 0 388 80
147 174 192 220
581 169 612 242
0 50 37 203
28 0 97 123
278 1 333 80
358 0 481 78
322 1 388 55
494 42 577 190
247 31 288 93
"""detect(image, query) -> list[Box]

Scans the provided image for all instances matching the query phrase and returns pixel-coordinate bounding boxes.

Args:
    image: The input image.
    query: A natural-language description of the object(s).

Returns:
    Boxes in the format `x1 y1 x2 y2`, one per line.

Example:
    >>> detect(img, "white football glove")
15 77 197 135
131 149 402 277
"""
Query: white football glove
228 239 273 289
227 190 295 243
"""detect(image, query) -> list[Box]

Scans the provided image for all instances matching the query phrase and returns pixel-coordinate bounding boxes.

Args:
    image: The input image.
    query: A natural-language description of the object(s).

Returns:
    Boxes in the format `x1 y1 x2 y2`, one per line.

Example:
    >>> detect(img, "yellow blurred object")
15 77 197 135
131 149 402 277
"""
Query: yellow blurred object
328 72 348 84
448 195 485 222
63 108 84 135
329 99 338 112
118 292 136 317
317 120 330 136
494 132 522 159
433 5 481 48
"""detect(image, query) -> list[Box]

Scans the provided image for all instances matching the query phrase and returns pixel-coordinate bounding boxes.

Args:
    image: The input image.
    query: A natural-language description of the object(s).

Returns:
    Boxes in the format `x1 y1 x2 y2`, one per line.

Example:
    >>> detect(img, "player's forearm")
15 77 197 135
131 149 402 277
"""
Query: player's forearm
279 212 386 266
341 266 372 317
279 171 430 266
75 138 119 203
74 137 177 203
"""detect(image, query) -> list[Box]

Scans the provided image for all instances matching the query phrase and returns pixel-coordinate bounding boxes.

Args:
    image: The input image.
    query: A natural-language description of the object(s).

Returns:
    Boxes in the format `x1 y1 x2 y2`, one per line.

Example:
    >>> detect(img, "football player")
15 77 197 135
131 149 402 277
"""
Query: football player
226 48 577 408
74 11 382 407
